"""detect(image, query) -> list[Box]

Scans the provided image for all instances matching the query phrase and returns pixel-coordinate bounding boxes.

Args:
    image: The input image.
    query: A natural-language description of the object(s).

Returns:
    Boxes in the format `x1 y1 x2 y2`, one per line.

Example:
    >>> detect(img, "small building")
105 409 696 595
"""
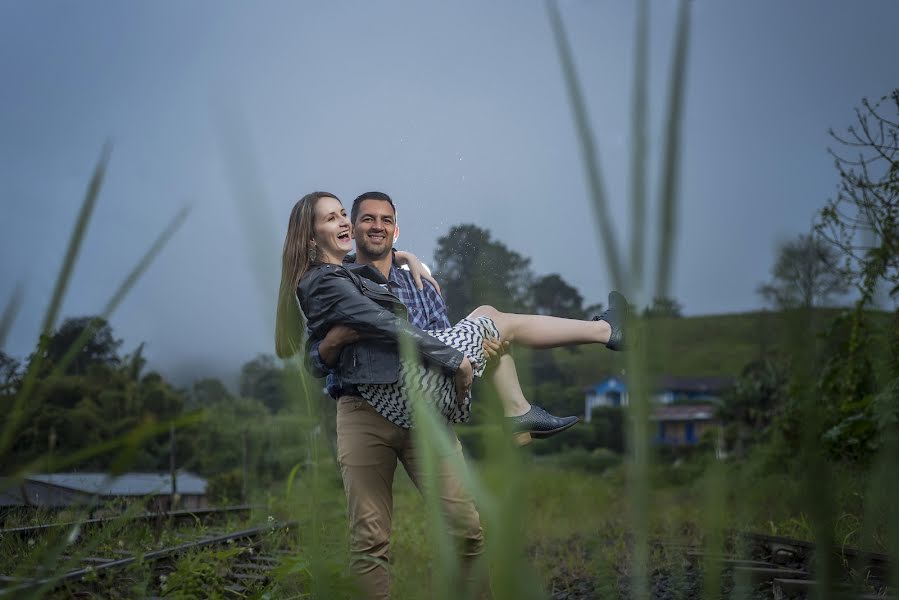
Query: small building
0 472 208 511
651 404 718 446
583 377 628 418
584 375 732 422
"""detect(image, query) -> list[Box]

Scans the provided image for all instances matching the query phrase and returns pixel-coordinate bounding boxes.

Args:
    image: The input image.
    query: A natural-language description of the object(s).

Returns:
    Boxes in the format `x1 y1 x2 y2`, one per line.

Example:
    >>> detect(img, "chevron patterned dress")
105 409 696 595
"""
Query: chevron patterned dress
356 316 500 428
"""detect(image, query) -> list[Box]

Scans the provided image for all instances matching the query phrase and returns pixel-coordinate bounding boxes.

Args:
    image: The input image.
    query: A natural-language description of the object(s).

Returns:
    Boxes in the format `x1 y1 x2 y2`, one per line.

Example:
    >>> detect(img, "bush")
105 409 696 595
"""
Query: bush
540 447 621 474
207 468 243 504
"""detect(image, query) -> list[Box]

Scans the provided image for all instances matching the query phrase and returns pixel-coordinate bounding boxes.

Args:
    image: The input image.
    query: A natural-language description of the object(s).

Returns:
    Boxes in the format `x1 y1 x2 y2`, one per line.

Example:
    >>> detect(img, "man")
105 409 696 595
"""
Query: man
307 191 489 599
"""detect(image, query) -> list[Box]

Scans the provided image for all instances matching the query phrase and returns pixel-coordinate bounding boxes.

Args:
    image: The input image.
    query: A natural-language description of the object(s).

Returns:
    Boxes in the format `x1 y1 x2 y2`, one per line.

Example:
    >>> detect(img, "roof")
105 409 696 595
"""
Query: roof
654 375 733 394
650 404 717 422
585 376 626 395
586 375 734 394
26 472 207 496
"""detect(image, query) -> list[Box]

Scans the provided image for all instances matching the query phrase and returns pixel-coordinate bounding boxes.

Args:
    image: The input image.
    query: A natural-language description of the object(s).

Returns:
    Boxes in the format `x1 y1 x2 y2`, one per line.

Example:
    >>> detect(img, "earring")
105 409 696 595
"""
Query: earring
308 244 317 262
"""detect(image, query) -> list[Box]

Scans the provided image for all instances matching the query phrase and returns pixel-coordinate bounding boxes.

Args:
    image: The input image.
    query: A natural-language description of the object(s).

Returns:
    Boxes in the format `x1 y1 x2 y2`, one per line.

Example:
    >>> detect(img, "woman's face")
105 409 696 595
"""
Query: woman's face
312 196 352 263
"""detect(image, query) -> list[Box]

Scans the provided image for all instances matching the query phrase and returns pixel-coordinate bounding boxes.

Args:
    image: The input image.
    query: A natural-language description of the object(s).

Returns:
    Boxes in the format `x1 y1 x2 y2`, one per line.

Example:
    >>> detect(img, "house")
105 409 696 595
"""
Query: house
584 375 732 421
583 376 629 418
0 472 208 511
651 404 719 446
583 375 731 449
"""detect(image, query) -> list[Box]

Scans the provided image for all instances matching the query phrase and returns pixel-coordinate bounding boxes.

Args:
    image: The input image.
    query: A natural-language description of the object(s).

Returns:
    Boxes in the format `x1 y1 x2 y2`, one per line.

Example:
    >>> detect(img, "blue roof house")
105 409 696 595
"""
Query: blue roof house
584 375 733 423
583 376 628 421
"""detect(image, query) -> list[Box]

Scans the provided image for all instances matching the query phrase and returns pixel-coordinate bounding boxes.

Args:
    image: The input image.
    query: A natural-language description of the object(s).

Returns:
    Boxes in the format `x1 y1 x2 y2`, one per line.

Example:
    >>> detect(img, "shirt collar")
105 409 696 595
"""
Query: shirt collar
387 264 406 287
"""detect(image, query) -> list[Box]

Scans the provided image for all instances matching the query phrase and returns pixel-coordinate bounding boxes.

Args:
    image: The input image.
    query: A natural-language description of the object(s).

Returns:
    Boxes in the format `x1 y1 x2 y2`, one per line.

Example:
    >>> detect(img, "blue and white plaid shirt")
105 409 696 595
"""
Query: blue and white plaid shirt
307 262 451 398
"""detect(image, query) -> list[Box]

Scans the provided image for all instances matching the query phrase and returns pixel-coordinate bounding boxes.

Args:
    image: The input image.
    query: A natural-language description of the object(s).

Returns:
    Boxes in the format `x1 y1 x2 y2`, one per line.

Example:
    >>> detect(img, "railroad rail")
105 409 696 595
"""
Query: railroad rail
0 518 295 597
672 531 894 599
0 504 257 539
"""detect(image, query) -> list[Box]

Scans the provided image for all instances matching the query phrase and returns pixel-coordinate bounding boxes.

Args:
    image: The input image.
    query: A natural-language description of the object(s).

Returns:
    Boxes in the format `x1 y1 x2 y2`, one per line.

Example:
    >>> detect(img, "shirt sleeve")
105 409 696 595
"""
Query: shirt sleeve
423 280 452 330
304 339 331 379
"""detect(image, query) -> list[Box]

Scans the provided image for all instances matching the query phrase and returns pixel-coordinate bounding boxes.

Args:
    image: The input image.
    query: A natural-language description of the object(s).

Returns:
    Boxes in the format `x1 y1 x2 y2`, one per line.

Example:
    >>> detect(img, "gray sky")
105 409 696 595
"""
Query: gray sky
2 1 898 384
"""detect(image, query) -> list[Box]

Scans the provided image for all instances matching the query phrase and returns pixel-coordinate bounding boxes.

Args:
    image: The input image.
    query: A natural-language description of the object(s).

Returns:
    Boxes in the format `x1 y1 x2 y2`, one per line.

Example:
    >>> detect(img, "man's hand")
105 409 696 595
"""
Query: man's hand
319 325 362 367
394 250 442 294
454 356 474 404
482 336 510 363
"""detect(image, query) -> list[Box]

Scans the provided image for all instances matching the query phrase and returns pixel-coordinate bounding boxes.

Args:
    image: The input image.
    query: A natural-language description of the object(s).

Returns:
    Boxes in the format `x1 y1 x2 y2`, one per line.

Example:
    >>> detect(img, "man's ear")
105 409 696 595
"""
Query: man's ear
351 224 356 239
394 224 400 243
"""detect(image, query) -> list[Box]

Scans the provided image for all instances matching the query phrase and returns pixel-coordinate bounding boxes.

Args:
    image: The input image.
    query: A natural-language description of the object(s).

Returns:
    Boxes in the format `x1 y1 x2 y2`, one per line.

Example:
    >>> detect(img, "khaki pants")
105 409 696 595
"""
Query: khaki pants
336 395 486 599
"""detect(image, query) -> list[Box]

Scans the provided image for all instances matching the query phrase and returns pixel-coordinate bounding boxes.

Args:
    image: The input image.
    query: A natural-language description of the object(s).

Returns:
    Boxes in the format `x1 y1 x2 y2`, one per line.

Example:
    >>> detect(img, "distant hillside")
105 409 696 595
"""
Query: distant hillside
525 308 852 389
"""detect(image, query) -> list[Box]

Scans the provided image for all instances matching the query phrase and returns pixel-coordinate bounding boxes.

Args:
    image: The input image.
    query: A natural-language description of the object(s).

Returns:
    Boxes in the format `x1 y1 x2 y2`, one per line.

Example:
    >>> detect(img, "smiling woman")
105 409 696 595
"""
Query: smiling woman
311 196 353 263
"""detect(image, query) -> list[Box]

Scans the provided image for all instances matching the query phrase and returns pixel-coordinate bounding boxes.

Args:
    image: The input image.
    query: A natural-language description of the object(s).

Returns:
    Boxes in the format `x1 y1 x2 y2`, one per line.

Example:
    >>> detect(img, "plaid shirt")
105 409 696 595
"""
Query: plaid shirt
308 263 451 398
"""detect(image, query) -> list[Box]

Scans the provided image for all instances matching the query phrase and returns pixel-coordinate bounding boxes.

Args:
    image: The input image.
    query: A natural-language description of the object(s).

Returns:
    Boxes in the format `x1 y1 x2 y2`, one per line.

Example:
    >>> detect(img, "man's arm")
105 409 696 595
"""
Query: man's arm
312 325 362 370
394 250 441 293
304 269 464 374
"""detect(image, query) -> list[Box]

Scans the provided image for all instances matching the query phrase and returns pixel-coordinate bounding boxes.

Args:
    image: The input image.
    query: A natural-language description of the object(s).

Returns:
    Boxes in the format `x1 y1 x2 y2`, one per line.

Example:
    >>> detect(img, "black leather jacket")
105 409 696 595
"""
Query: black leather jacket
297 262 464 385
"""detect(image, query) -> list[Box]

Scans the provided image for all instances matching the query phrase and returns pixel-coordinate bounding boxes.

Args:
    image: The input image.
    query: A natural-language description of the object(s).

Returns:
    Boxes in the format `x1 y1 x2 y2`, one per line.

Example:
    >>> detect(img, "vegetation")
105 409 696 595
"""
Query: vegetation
2 1 898 595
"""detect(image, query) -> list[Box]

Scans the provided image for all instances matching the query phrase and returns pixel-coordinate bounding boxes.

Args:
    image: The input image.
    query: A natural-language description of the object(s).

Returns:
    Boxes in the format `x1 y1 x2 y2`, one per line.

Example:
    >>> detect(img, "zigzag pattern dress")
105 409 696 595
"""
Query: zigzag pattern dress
356 316 500 429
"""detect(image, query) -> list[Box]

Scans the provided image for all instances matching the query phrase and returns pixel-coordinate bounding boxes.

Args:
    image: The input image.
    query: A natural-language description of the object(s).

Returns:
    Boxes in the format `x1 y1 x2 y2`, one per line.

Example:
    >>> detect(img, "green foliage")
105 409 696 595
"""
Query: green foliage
239 354 287 413
540 447 621 474
161 546 244 599
817 89 899 299
40 316 122 376
206 468 243 504
811 308 899 462
718 357 789 455
757 233 849 309
531 273 586 319
643 295 684 318
3 319 187 473
432 223 534 322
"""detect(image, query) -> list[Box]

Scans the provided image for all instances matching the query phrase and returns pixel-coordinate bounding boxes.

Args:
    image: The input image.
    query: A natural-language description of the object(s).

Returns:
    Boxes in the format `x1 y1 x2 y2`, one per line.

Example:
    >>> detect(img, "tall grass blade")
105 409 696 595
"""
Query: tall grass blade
0 282 24 350
40 142 111 337
214 102 280 328
654 0 691 299
701 461 726 600
0 144 111 458
545 0 624 290
48 206 191 379
625 317 651 600
630 0 649 298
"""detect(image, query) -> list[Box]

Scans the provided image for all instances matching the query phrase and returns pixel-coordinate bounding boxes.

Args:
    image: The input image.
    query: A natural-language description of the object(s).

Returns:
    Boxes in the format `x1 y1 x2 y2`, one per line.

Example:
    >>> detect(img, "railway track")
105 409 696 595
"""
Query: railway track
0 517 296 598
674 531 894 599
0 504 256 538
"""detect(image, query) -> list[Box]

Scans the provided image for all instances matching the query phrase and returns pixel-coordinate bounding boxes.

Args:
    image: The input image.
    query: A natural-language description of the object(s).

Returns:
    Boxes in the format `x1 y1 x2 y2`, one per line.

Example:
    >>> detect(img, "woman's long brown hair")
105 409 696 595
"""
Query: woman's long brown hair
275 191 340 358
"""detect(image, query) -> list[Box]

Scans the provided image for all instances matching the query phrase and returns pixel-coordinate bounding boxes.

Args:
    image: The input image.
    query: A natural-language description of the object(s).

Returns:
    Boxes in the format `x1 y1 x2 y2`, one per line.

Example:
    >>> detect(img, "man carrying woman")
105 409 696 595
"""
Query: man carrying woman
275 191 626 599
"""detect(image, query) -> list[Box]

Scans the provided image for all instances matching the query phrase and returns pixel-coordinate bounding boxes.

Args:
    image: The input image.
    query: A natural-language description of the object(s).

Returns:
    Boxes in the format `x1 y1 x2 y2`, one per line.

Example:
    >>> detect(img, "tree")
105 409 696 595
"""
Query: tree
0 350 20 394
643 295 684 318
239 354 285 413
757 233 849 309
817 90 899 300
530 274 586 319
192 377 234 407
40 316 122 375
433 224 534 323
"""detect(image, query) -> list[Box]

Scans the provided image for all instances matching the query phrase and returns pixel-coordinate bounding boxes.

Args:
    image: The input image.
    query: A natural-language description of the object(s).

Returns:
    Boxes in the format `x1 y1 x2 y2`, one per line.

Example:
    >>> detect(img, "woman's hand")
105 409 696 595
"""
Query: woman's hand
320 325 362 367
482 336 510 363
454 356 474 404
394 250 441 293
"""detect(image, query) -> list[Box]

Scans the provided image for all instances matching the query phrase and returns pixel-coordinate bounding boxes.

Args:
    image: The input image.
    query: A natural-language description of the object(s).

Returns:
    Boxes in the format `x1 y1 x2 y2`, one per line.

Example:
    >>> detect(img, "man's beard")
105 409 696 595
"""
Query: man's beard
356 238 393 261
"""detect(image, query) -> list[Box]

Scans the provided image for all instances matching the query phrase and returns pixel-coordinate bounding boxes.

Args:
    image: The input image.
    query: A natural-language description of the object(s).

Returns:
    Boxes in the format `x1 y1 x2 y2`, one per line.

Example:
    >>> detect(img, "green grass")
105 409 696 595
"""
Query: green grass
546 308 863 385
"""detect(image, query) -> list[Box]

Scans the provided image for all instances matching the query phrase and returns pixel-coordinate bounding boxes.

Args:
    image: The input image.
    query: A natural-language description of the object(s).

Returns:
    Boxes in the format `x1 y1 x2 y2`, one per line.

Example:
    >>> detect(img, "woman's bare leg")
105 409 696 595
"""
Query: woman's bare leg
489 354 531 417
467 305 612 348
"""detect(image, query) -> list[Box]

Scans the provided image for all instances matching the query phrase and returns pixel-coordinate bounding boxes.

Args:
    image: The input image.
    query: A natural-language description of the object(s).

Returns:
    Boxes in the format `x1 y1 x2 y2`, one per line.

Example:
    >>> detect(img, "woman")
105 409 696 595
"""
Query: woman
275 191 627 439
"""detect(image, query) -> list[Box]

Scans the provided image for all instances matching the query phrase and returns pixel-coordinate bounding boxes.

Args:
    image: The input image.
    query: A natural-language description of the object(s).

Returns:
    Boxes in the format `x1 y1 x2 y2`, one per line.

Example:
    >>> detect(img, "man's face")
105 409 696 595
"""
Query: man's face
353 199 396 260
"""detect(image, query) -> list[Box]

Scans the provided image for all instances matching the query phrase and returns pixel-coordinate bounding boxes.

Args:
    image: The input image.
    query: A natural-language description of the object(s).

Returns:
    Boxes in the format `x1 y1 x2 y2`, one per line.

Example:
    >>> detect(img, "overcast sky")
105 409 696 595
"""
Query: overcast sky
2 1 898 384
